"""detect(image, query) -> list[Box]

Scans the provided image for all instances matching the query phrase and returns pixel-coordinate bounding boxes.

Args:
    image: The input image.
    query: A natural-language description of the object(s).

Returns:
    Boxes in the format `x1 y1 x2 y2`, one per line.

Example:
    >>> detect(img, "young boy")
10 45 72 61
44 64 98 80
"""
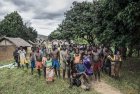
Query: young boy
30 49 36 75
69 66 81 88
70 64 90 90
36 48 43 78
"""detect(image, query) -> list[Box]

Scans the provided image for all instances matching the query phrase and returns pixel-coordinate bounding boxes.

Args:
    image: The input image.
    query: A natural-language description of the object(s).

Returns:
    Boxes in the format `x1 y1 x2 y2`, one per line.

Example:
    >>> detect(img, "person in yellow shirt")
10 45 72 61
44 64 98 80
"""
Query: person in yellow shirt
107 53 115 77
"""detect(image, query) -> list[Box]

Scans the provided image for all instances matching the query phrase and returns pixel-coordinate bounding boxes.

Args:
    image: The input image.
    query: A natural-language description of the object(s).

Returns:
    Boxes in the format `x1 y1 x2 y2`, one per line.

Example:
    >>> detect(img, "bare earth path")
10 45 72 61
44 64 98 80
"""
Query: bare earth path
93 80 122 94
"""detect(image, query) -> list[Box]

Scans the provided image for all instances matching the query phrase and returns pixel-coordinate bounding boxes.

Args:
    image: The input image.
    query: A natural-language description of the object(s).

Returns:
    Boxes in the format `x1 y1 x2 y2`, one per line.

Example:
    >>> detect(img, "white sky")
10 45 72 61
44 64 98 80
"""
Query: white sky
0 0 92 36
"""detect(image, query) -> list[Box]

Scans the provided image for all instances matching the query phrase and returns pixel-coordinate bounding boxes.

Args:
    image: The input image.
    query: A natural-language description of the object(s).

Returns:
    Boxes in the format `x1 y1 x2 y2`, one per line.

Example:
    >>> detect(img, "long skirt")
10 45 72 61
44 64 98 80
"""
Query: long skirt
111 62 115 76
46 68 54 82
114 62 122 77
20 58 27 65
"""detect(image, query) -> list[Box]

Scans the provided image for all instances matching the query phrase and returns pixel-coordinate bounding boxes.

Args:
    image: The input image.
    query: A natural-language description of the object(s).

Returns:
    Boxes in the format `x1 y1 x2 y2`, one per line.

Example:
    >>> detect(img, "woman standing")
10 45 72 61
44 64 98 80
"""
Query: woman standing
114 51 122 78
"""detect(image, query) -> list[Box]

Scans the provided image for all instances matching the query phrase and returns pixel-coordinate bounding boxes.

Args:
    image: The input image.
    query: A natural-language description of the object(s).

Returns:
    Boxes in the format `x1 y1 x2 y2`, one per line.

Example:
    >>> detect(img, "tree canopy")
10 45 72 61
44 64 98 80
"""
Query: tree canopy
49 0 140 48
0 11 37 42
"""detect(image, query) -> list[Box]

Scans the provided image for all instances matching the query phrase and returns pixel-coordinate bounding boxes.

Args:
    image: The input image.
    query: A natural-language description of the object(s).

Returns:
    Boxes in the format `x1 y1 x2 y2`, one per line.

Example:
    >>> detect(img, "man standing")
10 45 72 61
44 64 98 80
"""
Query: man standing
52 46 61 78
60 47 67 79
93 46 101 82
13 47 20 68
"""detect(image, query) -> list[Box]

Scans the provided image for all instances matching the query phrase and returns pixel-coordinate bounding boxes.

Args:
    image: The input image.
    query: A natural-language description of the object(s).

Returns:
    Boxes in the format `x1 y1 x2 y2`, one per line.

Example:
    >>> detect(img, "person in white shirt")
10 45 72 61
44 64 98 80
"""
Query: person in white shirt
18 46 28 69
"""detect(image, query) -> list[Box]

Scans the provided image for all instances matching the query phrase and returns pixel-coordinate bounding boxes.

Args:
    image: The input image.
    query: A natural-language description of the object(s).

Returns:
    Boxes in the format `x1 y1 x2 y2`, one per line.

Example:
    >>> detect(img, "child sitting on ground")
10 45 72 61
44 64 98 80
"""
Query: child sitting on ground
69 65 81 88
69 64 90 91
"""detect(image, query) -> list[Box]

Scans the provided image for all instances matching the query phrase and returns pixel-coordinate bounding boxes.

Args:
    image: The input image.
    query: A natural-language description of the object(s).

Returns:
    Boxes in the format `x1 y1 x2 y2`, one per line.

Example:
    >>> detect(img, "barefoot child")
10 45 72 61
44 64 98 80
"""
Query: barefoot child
46 55 54 83
42 55 47 78
36 48 43 78
30 49 36 75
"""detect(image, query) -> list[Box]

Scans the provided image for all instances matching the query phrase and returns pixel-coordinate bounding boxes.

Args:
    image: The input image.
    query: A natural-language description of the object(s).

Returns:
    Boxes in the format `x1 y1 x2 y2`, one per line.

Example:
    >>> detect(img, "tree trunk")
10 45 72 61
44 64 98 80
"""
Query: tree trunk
137 49 139 57
128 46 133 57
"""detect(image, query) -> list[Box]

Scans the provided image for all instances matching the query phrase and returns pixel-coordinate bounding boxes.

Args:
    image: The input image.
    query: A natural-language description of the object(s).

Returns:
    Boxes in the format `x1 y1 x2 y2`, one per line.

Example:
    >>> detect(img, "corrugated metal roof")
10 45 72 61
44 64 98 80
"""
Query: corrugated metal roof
0 37 32 47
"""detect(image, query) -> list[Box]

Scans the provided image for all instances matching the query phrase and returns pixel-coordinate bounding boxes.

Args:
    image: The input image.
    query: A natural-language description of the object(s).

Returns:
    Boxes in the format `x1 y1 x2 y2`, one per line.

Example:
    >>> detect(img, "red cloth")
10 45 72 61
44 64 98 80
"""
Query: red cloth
93 61 101 71
36 62 42 69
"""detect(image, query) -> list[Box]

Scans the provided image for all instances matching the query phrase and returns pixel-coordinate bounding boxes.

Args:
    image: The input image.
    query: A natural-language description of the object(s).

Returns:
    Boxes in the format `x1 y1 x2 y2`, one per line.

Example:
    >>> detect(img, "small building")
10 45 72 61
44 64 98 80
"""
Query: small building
0 37 32 61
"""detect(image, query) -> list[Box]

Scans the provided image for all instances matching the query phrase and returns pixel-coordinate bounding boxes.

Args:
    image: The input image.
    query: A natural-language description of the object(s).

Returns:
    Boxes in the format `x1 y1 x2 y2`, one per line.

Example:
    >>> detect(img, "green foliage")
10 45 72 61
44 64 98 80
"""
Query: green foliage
74 37 88 44
49 0 140 49
0 11 37 42
48 30 62 40
49 1 100 44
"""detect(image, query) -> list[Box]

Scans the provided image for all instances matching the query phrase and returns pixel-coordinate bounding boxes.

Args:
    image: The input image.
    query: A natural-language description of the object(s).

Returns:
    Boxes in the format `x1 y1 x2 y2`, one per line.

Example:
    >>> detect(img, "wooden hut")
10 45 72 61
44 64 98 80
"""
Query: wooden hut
0 37 32 61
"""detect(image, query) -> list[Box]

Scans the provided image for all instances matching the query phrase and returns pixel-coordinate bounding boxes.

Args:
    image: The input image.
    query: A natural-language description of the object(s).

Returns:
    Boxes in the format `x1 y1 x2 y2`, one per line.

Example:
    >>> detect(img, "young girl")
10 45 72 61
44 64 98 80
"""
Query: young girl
46 55 54 83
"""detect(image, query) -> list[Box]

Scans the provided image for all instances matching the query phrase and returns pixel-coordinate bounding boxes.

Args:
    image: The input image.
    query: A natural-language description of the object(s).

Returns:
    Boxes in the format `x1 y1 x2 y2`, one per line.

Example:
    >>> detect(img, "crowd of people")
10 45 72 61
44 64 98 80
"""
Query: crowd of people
13 44 124 90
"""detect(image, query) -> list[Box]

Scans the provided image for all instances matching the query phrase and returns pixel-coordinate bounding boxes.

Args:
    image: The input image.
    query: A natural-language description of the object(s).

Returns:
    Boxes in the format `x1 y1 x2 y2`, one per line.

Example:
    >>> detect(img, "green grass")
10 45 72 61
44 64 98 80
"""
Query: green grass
0 68 99 94
102 58 140 94
0 59 14 66
1 58 139 94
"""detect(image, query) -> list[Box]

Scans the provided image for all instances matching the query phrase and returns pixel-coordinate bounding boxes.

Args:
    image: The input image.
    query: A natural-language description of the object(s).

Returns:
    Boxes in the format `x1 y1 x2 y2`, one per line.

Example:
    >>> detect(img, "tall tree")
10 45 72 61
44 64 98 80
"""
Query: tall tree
0 11 38 42
49 0 140 55
0 11 24 37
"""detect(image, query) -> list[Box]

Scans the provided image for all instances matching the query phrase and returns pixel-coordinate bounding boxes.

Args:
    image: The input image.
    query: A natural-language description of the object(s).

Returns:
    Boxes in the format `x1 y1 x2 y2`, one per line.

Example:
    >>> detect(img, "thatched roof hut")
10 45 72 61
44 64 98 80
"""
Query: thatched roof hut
0 37 32 61
0 37 32 47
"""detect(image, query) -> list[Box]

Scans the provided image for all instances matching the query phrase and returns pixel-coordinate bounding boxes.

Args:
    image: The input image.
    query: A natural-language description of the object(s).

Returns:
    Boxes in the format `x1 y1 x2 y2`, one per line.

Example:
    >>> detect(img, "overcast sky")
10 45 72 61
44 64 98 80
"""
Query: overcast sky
0 0 92 36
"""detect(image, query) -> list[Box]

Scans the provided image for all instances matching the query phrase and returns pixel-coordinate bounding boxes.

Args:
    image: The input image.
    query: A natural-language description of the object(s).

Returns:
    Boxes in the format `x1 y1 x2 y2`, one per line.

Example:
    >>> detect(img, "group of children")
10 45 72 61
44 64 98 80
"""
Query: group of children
13 44 123 90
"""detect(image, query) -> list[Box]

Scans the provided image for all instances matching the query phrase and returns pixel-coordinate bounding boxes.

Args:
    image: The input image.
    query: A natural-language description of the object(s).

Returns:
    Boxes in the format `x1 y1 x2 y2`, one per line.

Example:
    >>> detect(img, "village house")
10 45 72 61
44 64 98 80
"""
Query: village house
0 37 32 61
